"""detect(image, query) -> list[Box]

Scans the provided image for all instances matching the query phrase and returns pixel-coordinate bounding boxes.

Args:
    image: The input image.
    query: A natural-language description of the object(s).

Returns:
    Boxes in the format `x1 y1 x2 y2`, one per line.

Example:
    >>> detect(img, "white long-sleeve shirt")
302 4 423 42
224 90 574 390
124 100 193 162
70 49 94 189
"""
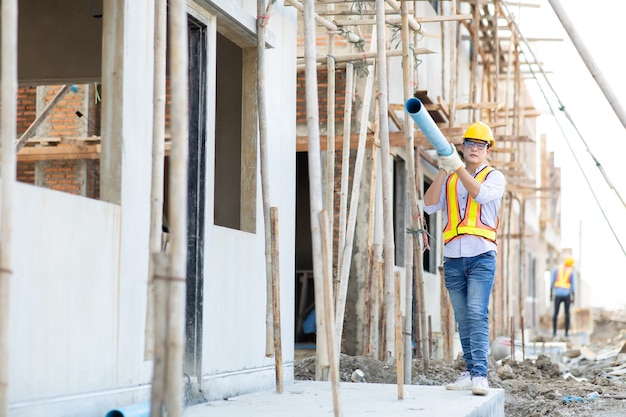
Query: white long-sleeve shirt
423 164 505 258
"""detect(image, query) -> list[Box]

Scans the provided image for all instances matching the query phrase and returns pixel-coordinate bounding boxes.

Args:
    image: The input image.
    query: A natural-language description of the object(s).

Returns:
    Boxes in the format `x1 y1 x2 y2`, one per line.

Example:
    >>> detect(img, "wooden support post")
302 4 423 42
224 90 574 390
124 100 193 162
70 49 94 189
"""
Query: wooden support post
510 316 515 361
395 271 404 400
302 0 329 380
377 259 385 362
337 60 353 288
324 17 336 296
258 0 275 358
145 0 167 361
439 265 454 362
150 253 170 417
428 315 433 360
364 244 380 356
320 210 342 417
165 0 189 415
520 316 525 361
270 208 283 393
375 0 396 362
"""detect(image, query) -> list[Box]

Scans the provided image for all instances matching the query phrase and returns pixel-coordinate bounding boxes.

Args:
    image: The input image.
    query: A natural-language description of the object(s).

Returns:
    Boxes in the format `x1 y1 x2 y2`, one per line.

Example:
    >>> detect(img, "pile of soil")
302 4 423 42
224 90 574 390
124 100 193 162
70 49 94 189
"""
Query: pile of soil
294 314 626 416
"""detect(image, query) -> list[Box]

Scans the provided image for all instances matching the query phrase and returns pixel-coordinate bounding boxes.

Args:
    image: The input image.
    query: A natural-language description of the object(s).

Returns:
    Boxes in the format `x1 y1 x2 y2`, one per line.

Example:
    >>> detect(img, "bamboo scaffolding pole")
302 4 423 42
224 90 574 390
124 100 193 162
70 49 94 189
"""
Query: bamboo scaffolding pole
377 259 385 361
428 315 433 359
302 0 330 380
450 0 459 127
386 13 472 25
165 0 189 414
363 244 379 355
146 0 167 362
371 108 382 359
15 85 71 152
258 0 275 358
400 0 418 380
0 1 17 415
337 59 353 291
411 122 429 367
148 1 168 413
413 230 428 367
510 316 515 359
442 2 460 127
503 26 515 135
334 34 377 356
332 14 471 27
320 210 342 417
298 48 433 65
285 0 364 44
411 0 423 359
384 0 435 35
394 271 404 400
403 249 412 382
493 0 500 125
439 265 454 361
470 0 479 121
375 0 396 361
520 316 525 360
270 208 283 393
315 9 403 16
548 0 626 131
514 45 521 135
151 253 169 417
324 9 336 294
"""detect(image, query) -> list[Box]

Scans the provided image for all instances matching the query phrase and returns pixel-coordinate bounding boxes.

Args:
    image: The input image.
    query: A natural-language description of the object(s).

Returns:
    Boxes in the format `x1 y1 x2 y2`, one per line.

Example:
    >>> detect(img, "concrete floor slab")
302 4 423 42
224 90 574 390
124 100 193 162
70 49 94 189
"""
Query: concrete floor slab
183 381 504 417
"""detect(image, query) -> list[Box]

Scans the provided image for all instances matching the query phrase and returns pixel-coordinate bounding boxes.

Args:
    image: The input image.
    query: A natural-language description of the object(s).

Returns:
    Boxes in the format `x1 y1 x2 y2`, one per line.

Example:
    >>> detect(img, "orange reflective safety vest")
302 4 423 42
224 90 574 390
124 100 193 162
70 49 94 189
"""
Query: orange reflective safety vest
443 166 498 244
554 265 573 289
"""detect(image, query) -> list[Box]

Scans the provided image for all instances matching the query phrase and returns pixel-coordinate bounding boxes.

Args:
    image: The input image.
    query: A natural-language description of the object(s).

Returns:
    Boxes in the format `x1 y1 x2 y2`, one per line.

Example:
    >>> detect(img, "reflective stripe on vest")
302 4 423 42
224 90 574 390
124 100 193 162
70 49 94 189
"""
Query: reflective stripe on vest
554 265 572 289
443 166 497 244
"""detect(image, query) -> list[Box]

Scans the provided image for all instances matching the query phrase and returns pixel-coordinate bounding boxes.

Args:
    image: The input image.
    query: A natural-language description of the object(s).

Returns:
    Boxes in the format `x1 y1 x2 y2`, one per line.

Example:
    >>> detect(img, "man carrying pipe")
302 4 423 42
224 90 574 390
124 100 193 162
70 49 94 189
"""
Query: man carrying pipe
422 121 505 396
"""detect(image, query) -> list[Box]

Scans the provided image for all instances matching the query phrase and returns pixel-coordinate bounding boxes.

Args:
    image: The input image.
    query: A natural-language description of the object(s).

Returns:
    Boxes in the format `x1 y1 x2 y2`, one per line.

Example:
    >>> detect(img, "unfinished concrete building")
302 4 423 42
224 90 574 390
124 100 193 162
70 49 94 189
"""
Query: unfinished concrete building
0 0 568 416
293 0 562 362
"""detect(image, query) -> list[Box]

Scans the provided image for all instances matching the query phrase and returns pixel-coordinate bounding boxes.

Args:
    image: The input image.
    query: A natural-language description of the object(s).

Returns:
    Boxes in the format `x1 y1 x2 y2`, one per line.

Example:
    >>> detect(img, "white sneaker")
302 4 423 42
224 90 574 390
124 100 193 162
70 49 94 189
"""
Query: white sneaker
472 376 489 395
445 371 472 390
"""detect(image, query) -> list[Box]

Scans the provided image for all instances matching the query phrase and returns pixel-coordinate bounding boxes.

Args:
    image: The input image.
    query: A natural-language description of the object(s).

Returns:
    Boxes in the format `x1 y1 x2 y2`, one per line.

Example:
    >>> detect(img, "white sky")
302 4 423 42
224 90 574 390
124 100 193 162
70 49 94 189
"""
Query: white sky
513 1 626 310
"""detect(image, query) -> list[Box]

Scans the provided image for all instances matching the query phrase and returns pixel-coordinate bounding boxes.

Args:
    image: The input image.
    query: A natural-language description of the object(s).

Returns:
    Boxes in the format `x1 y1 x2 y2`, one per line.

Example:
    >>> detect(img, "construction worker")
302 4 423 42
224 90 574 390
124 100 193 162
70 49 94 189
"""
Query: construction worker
551 257 575 337
423 121 505 396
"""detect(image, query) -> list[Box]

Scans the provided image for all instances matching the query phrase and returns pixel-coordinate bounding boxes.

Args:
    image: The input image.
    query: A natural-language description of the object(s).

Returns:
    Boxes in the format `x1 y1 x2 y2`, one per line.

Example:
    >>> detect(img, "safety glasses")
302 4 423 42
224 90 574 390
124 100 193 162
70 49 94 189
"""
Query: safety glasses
463 139 488 150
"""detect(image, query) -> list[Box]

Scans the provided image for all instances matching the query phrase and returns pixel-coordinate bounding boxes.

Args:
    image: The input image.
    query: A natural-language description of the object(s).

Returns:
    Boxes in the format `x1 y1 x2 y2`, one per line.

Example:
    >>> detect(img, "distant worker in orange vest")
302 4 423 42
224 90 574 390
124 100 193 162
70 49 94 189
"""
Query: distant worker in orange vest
423 121 505 396
550 257 575 337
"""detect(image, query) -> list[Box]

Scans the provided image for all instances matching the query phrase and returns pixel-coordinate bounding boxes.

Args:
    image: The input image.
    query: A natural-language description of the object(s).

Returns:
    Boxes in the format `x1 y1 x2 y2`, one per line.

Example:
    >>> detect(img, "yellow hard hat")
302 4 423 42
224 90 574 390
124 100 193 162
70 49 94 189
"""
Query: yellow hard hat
564 257 574 266
463 121 495 148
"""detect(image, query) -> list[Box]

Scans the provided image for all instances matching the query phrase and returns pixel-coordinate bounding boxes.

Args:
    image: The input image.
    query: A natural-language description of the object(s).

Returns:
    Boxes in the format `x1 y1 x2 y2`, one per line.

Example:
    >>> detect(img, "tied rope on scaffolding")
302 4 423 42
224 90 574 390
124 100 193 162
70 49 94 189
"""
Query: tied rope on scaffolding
388 23 423 71
407 214 431 252
335 25 365 52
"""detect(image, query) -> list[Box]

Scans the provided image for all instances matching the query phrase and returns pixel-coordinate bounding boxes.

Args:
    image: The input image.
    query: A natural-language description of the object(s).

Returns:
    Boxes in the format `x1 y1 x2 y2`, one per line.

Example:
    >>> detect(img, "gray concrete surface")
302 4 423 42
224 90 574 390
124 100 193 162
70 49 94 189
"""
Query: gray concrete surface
183 381 504 417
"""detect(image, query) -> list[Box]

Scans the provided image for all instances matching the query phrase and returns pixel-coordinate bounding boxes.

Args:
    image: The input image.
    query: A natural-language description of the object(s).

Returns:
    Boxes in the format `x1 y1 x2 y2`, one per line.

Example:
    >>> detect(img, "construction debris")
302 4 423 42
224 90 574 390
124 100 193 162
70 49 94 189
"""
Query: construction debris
295 308 626 416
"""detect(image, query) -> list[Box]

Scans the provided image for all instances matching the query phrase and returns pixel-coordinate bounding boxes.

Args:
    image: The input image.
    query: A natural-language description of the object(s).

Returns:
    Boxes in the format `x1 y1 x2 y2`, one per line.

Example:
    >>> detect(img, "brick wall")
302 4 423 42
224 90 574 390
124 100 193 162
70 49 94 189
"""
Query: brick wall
16 161 35 184
16 86 37 135
16 84 100 199
296 68 350 126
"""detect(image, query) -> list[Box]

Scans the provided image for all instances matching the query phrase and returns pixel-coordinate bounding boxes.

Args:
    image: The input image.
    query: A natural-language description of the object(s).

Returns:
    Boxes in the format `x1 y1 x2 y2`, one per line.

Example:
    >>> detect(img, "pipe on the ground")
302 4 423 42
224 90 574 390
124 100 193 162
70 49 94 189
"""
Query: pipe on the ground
404 97 453 156
105 402 150 417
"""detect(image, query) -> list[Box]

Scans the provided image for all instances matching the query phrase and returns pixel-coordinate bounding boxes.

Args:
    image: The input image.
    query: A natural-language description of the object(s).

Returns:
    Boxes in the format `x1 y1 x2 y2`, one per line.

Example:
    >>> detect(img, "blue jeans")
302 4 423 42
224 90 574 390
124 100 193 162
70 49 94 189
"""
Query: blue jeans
443 251 496 378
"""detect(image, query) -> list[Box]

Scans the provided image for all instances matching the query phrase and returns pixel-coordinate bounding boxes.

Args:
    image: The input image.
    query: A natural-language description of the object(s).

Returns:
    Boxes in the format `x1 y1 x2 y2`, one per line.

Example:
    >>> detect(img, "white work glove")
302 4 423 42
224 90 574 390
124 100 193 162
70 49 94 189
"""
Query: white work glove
438 144 464 174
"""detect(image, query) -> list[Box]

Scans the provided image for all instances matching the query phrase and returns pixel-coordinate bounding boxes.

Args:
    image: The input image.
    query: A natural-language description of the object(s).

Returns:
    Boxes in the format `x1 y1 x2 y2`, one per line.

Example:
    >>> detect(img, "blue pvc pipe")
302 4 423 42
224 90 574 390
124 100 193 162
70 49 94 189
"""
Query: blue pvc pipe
105 402 150 417
404 97 453 156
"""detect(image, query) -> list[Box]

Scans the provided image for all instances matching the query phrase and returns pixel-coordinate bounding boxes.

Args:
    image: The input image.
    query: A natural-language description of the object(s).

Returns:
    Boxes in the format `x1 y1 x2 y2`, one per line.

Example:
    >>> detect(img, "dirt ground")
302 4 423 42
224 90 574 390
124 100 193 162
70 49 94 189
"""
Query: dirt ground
294 312 626 416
